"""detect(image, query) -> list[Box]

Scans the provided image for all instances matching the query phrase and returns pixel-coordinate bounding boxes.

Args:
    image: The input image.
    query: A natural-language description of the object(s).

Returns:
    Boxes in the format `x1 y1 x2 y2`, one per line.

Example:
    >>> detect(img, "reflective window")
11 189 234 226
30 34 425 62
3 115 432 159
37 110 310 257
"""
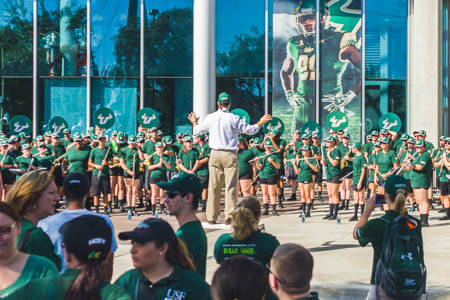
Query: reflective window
444 0 449 136
145 78 192 134
1 78 33 133
144 0 193 76
91 0 139 76
41 79 87 134
365 0 408 133
0 0 33 76
38 0 87 76
92 79 138 135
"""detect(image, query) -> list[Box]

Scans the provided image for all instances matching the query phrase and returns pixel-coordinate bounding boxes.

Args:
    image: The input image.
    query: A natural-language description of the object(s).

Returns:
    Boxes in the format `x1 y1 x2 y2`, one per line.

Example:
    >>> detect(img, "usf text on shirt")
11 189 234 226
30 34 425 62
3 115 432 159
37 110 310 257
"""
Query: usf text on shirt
193 109 260 150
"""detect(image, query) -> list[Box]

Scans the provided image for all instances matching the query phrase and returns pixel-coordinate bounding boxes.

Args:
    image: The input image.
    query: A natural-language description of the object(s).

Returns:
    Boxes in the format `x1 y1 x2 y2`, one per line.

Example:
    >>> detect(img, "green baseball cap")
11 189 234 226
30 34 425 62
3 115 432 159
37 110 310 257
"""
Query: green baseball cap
155 141 163 147
352 142 362 150
218 92 231 105
156 173 202 201
0 139 8 147
415 140 425 147
51 133 60 139
112 130 118 136
400 133 409 140
97 133 106 139
371 131 379 136
137 137 145 143
176 133 183 138
73 133 82 141
157 130 163 136
238 136 244 142
253 137 262 146
418 130 426 136
37 142 46 148
380 129 388 135
374 142 381 148
324 136 334 143
439 135 446 141
271 129 280 136
301 134 310 140
407 137 415 144
162 136 173 144
380 137 390 144
312 133 320 138
136 132 145 138
385 175 407 196
149 127 157 132
91 135 98 142
36 135 44 141
21 143 31 150
63 129 71 134
293 129 301 134
264 139 273 147
342 133 350 139
183 136 193 142
446 137 450 142
128 135 136 144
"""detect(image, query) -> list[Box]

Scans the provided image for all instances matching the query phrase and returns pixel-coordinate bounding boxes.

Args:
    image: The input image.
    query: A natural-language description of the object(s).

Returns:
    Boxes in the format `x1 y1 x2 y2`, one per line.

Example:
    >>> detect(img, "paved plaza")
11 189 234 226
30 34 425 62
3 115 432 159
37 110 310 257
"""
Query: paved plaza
110 189 450 300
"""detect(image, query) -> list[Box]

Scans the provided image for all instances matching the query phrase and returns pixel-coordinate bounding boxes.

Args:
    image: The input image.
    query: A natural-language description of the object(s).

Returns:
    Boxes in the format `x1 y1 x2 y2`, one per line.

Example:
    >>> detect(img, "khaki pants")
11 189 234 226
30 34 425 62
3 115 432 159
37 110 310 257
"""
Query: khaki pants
207 149 238 222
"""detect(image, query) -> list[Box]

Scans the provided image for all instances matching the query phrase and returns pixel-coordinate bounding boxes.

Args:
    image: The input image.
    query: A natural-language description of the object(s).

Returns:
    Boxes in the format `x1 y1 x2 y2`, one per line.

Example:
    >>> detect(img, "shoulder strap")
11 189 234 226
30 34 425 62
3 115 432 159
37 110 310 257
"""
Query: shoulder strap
18 227 38 252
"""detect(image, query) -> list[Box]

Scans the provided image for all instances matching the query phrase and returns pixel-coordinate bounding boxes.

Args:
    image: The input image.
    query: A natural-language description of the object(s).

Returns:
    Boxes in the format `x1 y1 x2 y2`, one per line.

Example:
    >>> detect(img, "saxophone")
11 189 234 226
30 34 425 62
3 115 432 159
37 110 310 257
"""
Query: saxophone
340 149 351 169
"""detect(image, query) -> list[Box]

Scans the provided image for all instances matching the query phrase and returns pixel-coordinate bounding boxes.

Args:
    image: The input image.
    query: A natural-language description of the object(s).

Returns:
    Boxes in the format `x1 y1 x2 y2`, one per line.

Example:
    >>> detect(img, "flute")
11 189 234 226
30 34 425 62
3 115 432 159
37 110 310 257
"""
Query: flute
248 149 281 163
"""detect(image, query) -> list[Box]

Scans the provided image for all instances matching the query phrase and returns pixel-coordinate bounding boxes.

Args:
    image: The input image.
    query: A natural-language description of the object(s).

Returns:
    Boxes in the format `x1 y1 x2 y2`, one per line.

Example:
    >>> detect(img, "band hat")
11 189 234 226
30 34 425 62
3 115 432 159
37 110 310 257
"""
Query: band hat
352 142 362 150
400 133 409 140
128 135 136 144
73 133 82 141
149 127 157 132
44 131 52 137
324 136 334 143
155 141 163 147
418 130 426 136
51 133 60 139
36 135 44 141
293 129 301 134
380 137 390 144
156 173 202 201
162 136 173 144
301 133 310 140
136 137 145 143
21 143 31 150
218 92 231 105
374 142 381 148
264 139 273 147
119 218 177 245
0 139 8 147
371 131 379 136
439 135 446 141
176 133 183 138
63 129 71 134
136 132 145 138
342 133 350 139
407 137 416 144
384 175 407 197
37 142 46 148
312 133 320 138
415 140 425 147
380 129 388 135
60 215 112 264
183 135 193 142
253 137 262 146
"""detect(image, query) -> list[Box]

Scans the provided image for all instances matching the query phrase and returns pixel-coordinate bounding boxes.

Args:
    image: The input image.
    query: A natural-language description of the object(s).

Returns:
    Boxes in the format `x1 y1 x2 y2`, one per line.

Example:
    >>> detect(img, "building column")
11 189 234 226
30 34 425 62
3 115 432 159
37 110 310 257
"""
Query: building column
193 0 216 121
409 0 442 142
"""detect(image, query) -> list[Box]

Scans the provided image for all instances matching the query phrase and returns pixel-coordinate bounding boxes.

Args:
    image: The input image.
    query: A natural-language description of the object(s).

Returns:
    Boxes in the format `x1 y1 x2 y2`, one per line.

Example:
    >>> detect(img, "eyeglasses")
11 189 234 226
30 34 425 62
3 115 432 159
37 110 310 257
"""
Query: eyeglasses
265 263 288 287
164 191 185 199
0 223 16 235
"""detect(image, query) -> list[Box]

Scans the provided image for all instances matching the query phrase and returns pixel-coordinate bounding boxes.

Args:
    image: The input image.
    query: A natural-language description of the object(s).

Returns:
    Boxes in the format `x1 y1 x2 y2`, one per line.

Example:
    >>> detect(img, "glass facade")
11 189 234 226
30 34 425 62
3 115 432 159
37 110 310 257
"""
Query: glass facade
364 0 408 133
444 0 449 136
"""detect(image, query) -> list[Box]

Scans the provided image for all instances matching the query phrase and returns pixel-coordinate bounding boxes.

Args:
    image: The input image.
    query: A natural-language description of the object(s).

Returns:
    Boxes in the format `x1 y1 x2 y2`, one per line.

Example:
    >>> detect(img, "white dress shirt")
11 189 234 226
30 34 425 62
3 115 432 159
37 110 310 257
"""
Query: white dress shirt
193 109 260 150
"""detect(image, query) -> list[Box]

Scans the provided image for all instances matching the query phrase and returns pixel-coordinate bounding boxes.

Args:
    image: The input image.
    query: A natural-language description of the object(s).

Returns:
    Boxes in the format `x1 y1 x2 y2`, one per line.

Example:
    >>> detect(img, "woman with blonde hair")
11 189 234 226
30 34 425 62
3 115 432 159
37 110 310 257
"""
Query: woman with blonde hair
116 218 210 300
353 175 424 300
5 170 61 270
214 196 280 266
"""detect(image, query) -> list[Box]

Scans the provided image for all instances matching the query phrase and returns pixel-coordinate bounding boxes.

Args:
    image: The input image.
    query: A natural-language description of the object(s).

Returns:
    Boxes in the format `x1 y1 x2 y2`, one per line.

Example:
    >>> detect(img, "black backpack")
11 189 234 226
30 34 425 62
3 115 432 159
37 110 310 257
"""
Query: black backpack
375 214 426 300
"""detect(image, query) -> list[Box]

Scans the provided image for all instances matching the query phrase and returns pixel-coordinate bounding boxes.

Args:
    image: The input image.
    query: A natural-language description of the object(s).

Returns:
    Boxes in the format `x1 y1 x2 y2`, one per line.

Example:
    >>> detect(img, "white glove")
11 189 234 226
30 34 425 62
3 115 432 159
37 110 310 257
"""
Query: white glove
285 90 305 108
323 90 357 112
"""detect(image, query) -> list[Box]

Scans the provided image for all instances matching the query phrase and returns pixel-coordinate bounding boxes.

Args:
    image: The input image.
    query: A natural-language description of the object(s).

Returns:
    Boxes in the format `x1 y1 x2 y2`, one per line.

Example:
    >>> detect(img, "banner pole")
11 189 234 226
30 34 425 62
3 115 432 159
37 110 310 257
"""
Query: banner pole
265 0 269 114
315 0 321 127
361 0 366 143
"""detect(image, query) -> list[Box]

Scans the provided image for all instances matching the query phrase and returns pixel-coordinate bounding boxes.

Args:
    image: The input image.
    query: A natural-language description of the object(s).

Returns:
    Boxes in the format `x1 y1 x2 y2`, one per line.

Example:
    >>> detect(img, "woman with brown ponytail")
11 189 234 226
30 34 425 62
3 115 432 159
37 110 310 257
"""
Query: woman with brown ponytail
116 218 210 300
353 175 423 300
214 196 280 267
8 214 130 300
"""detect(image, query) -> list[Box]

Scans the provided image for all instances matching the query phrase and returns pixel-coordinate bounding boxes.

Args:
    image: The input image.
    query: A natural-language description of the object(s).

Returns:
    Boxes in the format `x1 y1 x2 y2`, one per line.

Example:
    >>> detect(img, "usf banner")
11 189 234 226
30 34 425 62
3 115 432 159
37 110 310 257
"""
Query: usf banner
273 0 362 139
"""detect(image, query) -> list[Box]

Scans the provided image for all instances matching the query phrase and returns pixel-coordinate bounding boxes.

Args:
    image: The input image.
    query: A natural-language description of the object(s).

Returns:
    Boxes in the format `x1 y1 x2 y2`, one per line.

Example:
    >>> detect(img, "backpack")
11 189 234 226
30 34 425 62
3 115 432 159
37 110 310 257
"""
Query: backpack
375 214 427 300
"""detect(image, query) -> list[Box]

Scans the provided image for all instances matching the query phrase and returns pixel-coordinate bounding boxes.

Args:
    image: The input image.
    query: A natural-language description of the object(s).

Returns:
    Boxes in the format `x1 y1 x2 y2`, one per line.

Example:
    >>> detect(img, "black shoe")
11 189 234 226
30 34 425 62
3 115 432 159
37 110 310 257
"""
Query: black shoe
438 207 445 213
349 215 358 221
119 201 125 212
277 196 284 209
345 200 350 210
323 214 331 219
201 200 206 212
103 206 110 216
422 221 430 227
429 199 435 210
145 200 152 211
288 194 297 201
152 205 156 216
338 202 346 210
263 204 269 216
272 205 280 216
439 215 450 220
328 215 337 220
132 207 139 216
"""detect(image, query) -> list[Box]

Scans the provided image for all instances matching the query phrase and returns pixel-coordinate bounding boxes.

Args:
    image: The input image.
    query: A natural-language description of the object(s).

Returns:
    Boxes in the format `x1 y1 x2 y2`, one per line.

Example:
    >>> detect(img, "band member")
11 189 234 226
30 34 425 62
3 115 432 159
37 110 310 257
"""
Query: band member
311 133 323 202
162 136 178 181
0 139 16 199
195 135 210 212
437 137 450 220
88 134 113 215
322 136 341 220
61 129 72 148
374 137 398 196
417 130 435 209
285 130 301 201
63 133 91 175
256 140 281 216
110 132 126 211
407 140 433 227
143 127 159 207
432 136 446 211
48 133 66 195
399 138 417 211
120 135 144 216
250 137 264 195
338 133 352 210
147 141 172 215
237 136 255 198
177 136 199 175
36 142 55 174
349 143 366 221
15 143 39 178
293 146 318 217
367 142 380 199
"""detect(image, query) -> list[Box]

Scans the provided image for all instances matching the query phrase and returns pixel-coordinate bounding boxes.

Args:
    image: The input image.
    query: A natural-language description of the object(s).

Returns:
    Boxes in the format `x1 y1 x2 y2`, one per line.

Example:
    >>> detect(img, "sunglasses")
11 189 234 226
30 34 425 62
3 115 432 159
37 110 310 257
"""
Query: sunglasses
164 191 185 199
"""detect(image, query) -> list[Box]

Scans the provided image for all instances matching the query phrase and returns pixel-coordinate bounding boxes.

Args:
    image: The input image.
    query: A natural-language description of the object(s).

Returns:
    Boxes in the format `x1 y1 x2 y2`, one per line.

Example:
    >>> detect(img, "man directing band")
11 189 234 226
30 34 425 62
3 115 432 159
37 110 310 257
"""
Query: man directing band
188 92 272 225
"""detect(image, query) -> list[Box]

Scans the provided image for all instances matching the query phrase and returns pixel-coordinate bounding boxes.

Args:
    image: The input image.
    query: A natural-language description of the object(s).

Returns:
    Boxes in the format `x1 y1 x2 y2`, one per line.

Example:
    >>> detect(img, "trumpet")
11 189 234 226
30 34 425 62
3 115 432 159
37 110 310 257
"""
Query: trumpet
340 149 351 169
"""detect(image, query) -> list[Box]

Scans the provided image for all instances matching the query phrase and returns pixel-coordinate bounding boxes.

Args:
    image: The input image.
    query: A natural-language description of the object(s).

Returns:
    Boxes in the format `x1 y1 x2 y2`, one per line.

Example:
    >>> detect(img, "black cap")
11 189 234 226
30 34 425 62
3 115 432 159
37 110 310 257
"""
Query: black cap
63 172 90 200
60 215 112 263
119 218 176 245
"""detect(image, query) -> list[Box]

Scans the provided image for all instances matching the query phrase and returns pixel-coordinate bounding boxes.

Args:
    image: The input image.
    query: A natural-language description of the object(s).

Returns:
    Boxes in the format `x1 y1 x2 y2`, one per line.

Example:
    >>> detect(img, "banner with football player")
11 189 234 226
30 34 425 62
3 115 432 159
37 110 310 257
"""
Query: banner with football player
273 0 362 139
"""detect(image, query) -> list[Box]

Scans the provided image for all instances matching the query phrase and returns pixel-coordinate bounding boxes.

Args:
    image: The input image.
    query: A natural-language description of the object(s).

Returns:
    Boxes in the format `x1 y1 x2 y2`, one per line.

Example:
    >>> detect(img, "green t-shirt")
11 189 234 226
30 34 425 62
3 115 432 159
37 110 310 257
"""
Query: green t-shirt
367 154 376 182
61 138 72 148
120 147 141 173
364 142 374 156
36 155 54 171
0 255 58 298
149 153 170 179
64 147 90 174
352 154 367 185
143 139 156 155
178 149 199 173
375 150 397 181
285 141 300 167
164 146 178 172
195 143 210 177
399 150 415 180
89 146 113 176
15 156 39 177
17 218 61 271
115 266 211 300
410 151 432 189
214 230 280 266
357 211 421 285
296 158 318 183
258 153 281 179
238 149 255 177
176 221 207 279
8 268 131 300
439 153 450 183
338 144 352 174
324 148 341 179
431 148 444 177
47 144 65 160
0 153 17 183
